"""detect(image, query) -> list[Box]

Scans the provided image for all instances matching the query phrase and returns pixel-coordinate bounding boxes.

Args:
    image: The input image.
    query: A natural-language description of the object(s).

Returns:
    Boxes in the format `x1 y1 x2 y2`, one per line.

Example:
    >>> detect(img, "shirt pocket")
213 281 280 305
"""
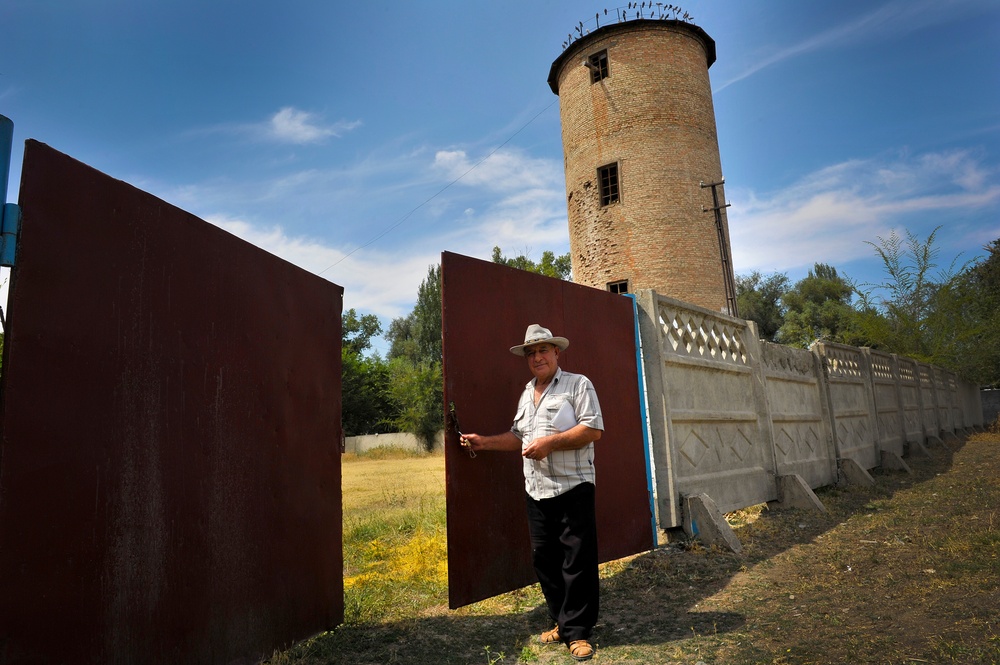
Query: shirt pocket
544 394 577 433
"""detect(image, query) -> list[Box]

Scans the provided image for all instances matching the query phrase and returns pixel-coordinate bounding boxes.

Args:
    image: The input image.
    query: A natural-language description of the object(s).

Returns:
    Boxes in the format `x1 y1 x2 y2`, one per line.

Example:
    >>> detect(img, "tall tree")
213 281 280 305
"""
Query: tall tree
912 237 999 385
854 227 973 364
735 271 790 341
386 264 441 365
384 264 444 450
341 308 396 436
777 264 860 348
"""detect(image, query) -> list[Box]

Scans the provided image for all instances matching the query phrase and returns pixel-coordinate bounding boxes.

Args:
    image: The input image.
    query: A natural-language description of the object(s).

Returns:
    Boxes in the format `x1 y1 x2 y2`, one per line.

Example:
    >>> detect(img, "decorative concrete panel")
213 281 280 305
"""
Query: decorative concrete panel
638 292 774 525
867 349 904 457
917 363 940 438
933 367 954 433
761 342 837 489
812 342 879 471
896 356 924 443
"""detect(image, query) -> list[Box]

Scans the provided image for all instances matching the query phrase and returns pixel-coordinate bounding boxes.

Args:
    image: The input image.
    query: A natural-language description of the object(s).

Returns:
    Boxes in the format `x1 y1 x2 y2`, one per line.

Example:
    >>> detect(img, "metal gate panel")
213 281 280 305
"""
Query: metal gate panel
0 141 344 664
441 251 653 608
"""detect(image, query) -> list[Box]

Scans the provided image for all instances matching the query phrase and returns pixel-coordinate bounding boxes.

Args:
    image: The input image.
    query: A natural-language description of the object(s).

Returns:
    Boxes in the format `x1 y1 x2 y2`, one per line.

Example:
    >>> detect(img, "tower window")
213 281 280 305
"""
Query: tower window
588 50 609 83
598 162 620 206
608 280 629 295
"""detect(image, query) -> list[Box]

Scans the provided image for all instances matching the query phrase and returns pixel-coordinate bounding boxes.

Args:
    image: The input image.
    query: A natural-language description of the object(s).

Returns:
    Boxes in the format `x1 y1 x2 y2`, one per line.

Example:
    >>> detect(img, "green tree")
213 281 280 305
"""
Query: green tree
900 236 999 385
386 264 441 365
735 271 790 341
341 308 396 436
384 265 444 450
853 227 979 368
777 264 861 348
855 227 956 356
491 246 572 280
386 357 442 450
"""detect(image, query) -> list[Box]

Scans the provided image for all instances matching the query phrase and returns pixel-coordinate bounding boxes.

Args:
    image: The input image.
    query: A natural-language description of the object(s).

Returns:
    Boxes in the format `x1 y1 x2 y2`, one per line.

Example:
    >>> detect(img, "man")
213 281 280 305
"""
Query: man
461 324 604 662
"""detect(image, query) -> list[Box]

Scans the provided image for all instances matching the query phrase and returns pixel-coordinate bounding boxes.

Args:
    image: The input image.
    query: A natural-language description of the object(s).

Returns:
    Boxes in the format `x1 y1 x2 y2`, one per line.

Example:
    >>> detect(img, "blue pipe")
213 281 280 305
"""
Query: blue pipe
626 293 659 549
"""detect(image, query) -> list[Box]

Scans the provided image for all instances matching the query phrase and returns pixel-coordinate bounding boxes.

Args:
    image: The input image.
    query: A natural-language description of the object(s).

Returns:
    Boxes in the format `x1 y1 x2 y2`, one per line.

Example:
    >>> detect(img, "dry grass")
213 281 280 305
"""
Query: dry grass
267 425 1000 664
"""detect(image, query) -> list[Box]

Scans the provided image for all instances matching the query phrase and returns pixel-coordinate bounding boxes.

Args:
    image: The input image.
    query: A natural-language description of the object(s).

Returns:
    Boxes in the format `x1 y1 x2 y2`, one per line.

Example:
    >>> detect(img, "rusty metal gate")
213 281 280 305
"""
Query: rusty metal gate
0 141 344 664
441 251 654 608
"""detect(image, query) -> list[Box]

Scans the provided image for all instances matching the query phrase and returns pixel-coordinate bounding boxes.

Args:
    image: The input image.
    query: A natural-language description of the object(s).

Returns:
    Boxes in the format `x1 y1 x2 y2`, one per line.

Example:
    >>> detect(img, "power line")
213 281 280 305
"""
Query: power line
317 99 558 277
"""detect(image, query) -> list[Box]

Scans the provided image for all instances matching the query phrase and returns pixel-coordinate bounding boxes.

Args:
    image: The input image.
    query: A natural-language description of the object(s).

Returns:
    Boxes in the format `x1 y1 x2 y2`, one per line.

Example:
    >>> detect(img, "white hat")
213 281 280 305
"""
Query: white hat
509 324 570 356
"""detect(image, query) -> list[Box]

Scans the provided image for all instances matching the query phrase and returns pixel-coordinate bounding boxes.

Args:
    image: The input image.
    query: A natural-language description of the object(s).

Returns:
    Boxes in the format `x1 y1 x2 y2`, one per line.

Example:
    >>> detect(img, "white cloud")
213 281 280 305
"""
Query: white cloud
729 149 1000 273
186 107 361 145
206 214 436 322
433 148 564 192
268 107 361 144
147 139 574 353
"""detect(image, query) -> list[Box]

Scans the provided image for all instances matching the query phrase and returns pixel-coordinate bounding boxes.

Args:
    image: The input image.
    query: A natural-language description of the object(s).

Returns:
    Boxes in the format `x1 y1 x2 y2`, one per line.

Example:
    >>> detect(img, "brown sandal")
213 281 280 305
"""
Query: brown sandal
539 625 560 644
569 640 594 661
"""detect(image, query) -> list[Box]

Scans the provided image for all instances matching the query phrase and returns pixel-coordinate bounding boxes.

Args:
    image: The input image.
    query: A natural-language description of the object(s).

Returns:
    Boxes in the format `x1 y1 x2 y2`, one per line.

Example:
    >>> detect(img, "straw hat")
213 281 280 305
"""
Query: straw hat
509 324 570 356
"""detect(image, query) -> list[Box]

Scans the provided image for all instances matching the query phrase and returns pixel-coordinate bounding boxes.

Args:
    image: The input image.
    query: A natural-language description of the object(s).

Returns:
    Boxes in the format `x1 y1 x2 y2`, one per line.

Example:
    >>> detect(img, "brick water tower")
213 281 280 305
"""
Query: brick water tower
548 8 737 315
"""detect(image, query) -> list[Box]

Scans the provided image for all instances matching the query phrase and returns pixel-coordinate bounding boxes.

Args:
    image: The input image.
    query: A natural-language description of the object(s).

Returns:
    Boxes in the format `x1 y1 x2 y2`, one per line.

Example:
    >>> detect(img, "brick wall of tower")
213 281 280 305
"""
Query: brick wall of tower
552 20 733 313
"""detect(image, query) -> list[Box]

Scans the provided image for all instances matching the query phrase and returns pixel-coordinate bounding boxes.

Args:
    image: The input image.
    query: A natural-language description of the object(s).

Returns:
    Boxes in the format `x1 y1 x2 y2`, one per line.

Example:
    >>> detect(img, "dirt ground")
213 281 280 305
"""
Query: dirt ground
271 428 1000 664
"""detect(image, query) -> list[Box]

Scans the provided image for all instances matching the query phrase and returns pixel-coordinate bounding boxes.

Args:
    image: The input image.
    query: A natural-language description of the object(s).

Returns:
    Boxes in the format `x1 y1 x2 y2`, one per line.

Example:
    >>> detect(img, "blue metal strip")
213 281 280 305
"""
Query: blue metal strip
1 114 16 266
625 292 658 549
1 203 20 266
1 114 12 207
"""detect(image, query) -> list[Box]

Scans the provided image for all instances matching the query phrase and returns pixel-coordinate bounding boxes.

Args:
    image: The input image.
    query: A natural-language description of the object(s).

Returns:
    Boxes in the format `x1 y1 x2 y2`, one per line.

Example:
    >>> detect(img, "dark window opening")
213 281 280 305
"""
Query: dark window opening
589 50 609 83
598 163 620 206
608 280 630 295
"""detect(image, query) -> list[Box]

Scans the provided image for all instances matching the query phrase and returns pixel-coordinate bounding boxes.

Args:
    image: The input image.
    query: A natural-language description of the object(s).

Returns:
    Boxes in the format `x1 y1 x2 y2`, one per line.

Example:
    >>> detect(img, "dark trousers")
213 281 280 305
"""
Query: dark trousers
525 482 599 644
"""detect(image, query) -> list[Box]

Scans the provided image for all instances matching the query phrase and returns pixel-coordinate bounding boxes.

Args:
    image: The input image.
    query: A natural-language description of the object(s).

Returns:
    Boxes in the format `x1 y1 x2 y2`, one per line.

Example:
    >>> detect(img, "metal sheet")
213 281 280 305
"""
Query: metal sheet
442 251 653 608
0 141 344 664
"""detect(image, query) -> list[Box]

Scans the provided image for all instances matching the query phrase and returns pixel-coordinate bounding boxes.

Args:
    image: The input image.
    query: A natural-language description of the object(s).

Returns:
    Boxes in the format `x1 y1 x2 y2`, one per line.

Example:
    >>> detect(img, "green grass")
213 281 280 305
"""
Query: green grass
267 428 1000 664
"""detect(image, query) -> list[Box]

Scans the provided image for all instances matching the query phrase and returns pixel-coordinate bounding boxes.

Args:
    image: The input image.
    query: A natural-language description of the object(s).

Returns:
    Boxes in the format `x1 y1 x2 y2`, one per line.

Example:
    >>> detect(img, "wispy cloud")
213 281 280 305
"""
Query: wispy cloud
729 149 1000 274
433 148 564 192
267 107 361 144
714 0 980 92
182 145 569 335
188 106 361 145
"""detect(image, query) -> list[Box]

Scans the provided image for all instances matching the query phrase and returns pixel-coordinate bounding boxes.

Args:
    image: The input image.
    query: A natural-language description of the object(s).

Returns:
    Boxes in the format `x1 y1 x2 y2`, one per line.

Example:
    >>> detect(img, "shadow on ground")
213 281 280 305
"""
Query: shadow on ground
276 432 975 664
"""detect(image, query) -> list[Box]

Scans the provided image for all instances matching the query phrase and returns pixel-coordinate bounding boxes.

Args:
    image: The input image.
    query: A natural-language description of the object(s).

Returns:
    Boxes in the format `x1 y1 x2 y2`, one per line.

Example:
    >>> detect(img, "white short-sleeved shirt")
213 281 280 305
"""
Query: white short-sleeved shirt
510 367 604 500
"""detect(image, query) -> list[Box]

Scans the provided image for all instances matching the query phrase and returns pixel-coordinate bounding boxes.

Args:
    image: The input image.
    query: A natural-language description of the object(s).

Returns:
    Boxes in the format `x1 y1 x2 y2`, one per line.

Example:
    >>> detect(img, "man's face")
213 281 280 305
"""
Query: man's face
524 343 559 383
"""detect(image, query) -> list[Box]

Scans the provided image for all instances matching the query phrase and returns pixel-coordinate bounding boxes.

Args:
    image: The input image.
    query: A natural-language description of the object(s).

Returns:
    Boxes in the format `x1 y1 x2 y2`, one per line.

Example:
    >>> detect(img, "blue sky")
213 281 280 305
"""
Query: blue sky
2 0 998 352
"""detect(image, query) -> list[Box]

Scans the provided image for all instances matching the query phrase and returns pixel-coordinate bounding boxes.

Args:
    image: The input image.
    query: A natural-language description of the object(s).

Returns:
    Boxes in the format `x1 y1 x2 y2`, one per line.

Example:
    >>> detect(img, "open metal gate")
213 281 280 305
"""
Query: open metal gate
441 251 654 608
0 141 344 664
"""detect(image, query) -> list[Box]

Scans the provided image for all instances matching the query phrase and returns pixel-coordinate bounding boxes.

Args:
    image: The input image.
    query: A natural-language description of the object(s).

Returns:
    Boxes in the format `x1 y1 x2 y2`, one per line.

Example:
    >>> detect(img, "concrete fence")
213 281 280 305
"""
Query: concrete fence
343 430 443 455
636 290 985 547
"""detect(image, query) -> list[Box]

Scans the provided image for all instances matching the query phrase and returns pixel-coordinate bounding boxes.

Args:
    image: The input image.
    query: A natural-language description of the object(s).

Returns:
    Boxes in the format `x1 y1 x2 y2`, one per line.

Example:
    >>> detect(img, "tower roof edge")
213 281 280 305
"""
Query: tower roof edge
547 18 716 95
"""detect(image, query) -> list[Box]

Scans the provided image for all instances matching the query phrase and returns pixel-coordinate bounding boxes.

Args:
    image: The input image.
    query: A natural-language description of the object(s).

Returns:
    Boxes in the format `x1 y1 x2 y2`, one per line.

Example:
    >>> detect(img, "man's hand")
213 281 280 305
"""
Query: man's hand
521 436 554 460
460 431 521 454
522 424 602 461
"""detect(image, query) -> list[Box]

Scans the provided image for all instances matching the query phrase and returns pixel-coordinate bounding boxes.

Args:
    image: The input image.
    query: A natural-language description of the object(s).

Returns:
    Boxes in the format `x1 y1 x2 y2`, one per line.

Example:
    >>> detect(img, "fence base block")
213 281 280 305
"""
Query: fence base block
905 439 930 458
682 493 743 553
839 457 875 487
880 450 913 474
772 474 828 513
